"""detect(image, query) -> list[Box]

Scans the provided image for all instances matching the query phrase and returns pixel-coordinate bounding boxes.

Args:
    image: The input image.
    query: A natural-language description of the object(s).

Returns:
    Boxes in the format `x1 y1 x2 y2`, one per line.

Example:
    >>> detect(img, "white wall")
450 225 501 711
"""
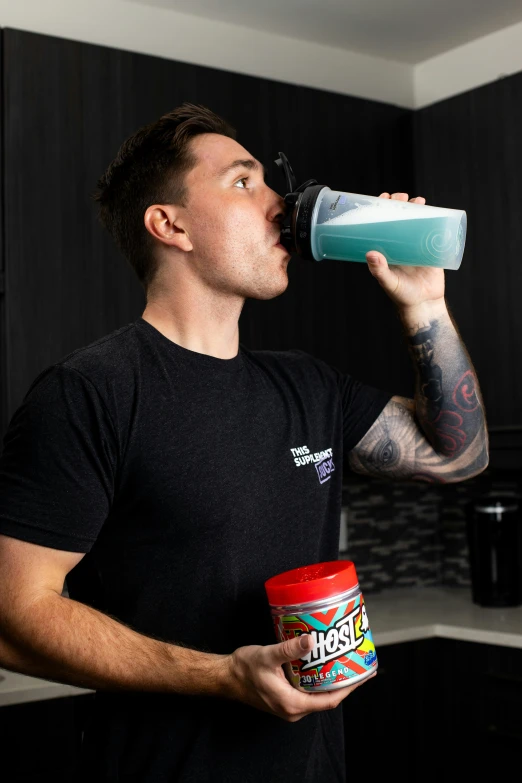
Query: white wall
1 0 522 110
0 0 413 108
415 19 522 108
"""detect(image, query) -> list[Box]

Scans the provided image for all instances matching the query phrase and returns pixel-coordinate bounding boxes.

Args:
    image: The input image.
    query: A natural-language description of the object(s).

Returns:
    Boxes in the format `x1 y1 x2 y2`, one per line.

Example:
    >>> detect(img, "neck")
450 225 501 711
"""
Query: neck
141 292 243 360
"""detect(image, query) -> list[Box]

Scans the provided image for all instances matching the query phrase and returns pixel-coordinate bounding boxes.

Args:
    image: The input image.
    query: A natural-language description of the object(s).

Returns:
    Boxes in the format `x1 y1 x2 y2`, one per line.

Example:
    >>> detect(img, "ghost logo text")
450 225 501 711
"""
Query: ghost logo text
300 606 363 671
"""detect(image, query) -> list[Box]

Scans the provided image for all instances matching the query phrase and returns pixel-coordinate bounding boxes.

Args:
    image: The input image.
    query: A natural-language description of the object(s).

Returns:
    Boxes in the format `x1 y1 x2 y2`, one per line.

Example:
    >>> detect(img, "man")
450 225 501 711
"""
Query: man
0 103 488 782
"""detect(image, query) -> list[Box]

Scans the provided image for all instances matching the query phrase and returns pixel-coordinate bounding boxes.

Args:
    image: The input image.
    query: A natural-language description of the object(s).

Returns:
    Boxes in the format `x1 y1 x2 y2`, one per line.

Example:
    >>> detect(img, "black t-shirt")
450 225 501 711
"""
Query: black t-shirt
0 317 392 783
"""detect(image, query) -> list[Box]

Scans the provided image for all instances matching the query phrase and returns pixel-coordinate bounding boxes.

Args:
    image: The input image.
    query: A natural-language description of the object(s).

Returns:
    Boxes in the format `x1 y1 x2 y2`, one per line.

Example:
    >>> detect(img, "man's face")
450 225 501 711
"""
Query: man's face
179 133 291 300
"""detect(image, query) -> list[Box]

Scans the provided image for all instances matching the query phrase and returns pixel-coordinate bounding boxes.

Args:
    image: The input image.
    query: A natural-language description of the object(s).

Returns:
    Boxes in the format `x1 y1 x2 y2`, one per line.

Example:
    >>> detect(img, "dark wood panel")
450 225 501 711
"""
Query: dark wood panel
2 27 415 438
414 74 522 427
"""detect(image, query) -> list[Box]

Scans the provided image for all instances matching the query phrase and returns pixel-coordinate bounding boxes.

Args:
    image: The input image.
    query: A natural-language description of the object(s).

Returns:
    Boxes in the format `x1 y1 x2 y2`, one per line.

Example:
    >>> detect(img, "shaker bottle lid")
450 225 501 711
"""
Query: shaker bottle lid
265 560 358 605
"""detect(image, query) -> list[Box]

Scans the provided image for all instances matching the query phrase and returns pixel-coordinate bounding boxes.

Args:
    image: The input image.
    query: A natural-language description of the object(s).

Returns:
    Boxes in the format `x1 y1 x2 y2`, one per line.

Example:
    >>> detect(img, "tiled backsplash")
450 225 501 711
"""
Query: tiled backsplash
340 468 522 594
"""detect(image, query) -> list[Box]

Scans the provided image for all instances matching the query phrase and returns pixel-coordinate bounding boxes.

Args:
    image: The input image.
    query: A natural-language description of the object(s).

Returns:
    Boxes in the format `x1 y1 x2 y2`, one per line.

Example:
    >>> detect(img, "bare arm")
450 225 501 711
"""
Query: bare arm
348 300 489 483
0 535 227 696
0 534 376 722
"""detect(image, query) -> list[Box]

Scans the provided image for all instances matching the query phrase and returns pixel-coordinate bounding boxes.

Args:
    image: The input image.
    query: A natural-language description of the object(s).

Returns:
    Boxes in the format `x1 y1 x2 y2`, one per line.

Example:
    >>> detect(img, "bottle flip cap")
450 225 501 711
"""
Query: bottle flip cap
275 151 324 260
265 560 358 606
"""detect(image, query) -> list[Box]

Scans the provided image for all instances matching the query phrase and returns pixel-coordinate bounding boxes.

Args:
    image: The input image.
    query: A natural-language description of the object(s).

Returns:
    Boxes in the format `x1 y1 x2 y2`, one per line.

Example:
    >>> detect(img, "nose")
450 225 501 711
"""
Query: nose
268 189 287 224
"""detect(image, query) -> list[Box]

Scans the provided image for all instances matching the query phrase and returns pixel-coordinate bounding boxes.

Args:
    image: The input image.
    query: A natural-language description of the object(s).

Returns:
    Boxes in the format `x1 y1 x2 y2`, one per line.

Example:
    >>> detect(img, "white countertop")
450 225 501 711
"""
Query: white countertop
0 670 93 708
1 587 522 707
367 586 522 649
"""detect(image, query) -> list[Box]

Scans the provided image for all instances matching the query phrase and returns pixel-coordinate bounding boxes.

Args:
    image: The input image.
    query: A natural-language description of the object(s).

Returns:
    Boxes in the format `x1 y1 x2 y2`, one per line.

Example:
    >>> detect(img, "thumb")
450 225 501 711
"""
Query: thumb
273 632 314 665
366 251 388 273
366 251 399 291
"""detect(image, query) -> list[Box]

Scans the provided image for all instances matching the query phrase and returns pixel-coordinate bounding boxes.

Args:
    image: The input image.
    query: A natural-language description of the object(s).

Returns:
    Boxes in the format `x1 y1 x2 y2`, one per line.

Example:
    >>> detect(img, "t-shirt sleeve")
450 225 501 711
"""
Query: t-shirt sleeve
293 350 394 454
335 371 394 454
0 364 118 553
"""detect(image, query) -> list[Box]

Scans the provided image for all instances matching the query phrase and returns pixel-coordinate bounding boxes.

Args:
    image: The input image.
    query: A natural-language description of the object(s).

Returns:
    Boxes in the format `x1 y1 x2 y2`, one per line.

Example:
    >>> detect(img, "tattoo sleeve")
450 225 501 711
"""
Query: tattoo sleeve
348 301 489 483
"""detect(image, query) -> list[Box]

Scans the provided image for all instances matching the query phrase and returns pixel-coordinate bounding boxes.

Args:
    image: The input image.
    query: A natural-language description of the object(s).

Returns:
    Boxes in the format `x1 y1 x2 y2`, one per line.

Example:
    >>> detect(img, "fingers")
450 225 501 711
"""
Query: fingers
256 635 378 723
288 671 378 722
379 192 426 204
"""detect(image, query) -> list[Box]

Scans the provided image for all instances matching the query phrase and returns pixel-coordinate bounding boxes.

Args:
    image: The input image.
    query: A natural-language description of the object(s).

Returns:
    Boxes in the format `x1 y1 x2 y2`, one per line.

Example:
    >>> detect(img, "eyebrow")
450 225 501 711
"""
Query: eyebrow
216 158 267 179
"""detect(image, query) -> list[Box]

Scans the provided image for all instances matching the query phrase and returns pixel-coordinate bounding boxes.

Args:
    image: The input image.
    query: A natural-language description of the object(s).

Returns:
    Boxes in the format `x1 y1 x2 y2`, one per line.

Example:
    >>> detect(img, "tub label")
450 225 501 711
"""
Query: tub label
274 593 377 691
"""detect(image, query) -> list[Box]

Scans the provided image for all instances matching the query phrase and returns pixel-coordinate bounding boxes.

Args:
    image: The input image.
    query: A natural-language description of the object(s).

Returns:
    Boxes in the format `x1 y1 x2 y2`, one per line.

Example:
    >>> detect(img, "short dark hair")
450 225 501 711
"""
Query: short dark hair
91 103 236 295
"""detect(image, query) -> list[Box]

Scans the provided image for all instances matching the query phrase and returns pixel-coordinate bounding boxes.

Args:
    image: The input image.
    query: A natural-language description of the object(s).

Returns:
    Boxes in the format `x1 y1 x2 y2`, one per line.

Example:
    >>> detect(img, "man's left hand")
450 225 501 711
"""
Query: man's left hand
365 192 445 311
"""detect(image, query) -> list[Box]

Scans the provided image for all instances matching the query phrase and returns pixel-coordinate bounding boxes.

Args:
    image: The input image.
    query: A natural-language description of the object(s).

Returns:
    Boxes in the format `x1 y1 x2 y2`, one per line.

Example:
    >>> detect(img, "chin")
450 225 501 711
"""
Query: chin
250 278 289 300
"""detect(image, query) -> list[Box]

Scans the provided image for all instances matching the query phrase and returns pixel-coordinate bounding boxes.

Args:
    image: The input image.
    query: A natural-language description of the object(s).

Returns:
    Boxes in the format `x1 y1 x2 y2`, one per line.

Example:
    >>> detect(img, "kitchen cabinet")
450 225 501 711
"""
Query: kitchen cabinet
414 73 522 428
439 639 522 770
0 692 94 782
343 638 522 779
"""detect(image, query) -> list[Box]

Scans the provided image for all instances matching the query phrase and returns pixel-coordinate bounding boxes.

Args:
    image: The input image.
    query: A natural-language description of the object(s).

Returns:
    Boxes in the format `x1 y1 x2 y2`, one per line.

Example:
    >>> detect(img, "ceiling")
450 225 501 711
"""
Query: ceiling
128 0 522 64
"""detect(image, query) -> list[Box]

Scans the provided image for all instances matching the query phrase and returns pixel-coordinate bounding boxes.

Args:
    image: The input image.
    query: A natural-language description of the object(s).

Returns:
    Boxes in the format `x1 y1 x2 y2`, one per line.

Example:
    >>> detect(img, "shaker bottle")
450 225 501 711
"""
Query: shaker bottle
274 151 467 270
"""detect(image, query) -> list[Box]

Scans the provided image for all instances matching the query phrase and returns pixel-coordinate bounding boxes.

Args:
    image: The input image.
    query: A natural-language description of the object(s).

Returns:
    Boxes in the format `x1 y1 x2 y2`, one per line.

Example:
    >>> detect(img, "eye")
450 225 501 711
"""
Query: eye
234 176 249 189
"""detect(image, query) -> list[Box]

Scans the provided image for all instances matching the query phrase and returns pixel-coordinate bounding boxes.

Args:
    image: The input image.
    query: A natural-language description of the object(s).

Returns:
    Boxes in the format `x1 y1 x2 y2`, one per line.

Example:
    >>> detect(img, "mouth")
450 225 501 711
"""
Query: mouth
274 243 291 259
272 231 291 257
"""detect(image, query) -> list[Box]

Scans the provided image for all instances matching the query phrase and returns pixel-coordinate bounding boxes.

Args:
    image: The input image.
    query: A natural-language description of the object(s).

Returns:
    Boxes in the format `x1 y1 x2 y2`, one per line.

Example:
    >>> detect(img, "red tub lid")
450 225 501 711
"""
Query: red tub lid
264 560 358 606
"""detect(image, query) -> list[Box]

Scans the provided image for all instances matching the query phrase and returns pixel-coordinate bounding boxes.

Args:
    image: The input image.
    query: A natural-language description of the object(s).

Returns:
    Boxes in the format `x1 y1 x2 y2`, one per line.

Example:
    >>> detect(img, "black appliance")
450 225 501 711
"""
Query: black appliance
465 492 522 607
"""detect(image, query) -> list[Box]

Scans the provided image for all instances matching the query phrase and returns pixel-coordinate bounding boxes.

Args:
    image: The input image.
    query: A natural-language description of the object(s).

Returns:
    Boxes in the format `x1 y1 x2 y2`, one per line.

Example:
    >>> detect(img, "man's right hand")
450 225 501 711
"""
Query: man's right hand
221 633 376 722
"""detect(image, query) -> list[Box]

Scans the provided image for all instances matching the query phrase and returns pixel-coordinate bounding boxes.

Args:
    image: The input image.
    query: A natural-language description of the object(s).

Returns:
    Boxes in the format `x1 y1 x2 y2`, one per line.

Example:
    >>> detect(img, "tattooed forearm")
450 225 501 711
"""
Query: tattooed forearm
348 302 489 483
404 306 488 467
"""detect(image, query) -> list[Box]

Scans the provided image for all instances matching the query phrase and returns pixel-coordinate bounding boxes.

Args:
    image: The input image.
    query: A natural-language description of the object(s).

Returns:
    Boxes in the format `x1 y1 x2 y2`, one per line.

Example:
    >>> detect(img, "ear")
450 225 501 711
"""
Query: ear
144 204 193 252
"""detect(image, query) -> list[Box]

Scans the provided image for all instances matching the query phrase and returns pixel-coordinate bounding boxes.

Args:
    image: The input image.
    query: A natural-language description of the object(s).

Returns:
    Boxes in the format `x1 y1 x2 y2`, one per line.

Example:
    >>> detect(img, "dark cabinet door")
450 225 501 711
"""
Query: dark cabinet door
414 72 522 427
343 638 522 779
438 639 522 773
0 693 94 782
343 640 429 779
